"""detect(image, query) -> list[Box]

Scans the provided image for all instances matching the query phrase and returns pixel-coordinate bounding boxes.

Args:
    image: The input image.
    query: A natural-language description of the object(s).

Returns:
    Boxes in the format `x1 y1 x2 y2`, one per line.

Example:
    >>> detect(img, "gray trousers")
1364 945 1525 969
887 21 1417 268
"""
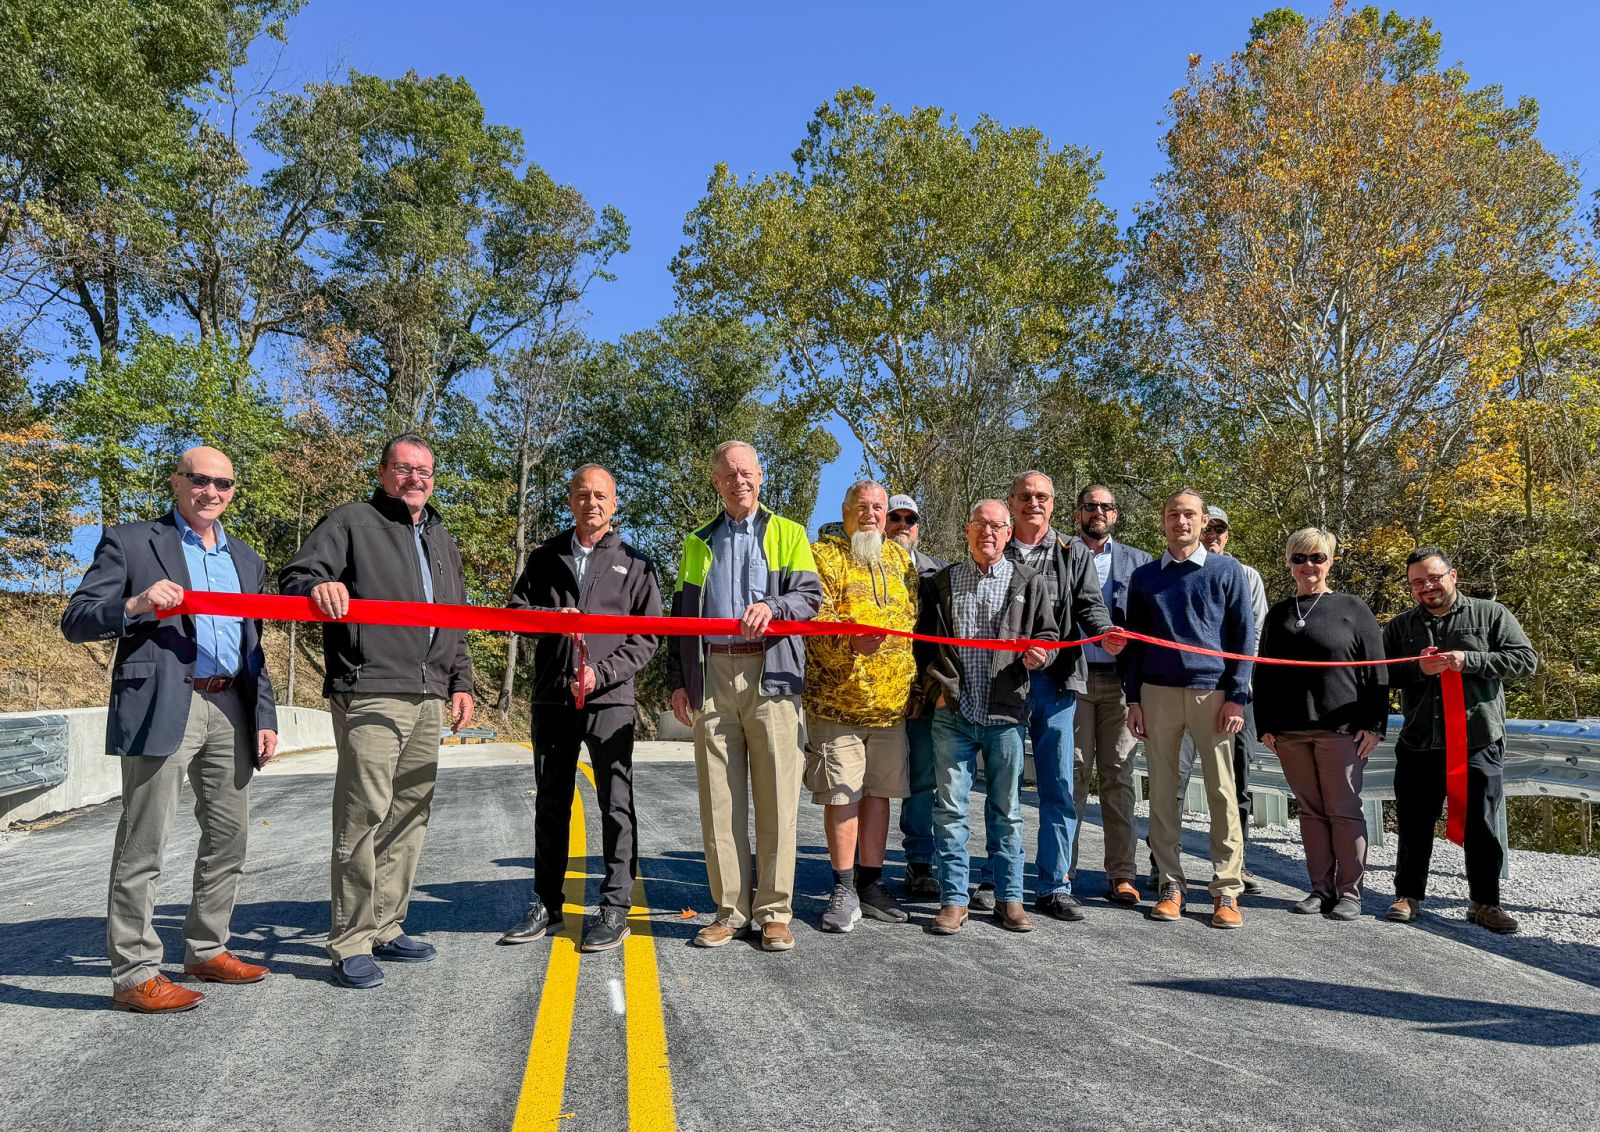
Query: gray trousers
328 693 443 960
106 690 254 988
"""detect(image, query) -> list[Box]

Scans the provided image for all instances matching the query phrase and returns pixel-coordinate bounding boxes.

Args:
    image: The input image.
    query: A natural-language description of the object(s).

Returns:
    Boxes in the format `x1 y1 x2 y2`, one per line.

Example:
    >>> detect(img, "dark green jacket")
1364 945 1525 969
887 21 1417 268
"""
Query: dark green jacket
1381 595 1537 750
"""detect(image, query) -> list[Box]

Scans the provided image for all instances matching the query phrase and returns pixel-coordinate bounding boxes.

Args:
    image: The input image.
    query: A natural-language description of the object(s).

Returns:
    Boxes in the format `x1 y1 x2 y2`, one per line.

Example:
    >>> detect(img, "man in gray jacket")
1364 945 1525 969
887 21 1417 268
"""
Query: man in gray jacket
498 464 661 953
279 433 476 989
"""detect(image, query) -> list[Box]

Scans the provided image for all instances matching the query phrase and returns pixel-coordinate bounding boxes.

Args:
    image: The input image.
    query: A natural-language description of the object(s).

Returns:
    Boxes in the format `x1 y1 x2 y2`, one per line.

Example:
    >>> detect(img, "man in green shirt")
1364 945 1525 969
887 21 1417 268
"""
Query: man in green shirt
1382 547 1537 934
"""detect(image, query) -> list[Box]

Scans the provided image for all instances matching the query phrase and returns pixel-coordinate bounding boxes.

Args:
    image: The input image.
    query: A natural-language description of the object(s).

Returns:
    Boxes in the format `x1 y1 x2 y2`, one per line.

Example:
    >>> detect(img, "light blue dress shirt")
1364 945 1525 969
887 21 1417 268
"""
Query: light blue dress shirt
174 511 242 679
702 513 768 645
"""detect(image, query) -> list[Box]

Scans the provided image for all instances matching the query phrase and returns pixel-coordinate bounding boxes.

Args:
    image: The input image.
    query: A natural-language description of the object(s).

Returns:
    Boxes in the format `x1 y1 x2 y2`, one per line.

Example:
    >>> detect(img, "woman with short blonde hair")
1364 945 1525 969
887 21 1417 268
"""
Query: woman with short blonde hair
1255 527 1387 921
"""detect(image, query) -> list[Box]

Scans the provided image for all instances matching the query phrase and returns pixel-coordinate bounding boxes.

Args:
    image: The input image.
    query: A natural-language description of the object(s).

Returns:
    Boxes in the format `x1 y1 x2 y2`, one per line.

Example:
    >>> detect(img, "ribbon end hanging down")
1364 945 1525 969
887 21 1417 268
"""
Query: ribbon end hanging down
573 633 588 710
1441 668 1469 847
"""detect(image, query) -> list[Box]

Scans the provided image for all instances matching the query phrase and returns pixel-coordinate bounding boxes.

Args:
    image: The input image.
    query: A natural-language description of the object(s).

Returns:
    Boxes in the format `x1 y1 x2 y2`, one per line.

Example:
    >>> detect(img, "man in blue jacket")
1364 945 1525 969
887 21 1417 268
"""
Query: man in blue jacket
1123 489 1256 929
63 446 278 1013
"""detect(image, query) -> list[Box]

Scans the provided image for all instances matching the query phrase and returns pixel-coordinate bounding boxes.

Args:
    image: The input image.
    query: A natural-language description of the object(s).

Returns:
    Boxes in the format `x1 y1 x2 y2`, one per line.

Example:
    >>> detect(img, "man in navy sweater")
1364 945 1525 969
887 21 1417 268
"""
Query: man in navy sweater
1122 489 1256 929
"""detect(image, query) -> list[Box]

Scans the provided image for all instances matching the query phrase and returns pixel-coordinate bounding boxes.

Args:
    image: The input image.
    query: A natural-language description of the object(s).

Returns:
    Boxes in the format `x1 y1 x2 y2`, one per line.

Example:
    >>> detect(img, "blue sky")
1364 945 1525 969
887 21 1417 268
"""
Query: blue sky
154 2 1600 535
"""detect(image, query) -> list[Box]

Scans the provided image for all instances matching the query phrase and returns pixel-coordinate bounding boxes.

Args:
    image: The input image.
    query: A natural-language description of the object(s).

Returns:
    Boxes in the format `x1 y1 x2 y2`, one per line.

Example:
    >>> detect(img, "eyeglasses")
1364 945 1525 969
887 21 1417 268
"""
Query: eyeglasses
388 464 434 480
1078 502 1117 513
1013 492 1052 503
1408 573 1451 589
968 520 1010 533
887 512 919 524
1289 553 1329 565
178 472 236 492
1204 522 1228 534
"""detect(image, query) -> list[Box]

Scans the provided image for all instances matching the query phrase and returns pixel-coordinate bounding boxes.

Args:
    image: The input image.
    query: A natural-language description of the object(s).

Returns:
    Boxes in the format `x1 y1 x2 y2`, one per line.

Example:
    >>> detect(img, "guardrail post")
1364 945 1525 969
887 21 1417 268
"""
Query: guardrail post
1253 792 1289 829
1496 796 1511 881
1364 799 1385 849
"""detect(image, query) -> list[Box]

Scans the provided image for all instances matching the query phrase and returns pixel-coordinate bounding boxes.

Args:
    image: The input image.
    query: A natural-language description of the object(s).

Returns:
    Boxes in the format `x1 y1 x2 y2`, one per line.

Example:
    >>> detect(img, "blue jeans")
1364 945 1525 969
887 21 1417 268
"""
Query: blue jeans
1029 671 1078 895
899 713 937 865
931 708 1025 905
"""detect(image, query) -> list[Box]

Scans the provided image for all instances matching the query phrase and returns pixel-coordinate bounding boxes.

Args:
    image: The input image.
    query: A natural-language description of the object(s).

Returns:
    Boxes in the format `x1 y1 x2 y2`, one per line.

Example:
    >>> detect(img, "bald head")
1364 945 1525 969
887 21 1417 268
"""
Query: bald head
170 445 236 537
176 446 233 478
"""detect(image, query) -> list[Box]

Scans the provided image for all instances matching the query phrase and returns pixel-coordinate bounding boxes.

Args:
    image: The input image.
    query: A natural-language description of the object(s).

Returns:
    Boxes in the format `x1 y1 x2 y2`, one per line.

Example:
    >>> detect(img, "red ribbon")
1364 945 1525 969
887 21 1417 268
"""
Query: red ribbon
162 591 1471 844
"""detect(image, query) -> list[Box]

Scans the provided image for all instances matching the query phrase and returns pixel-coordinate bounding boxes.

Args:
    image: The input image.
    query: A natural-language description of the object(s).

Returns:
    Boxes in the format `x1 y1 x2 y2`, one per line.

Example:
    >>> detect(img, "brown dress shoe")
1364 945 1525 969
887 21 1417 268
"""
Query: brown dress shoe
927 905 969 935
110 974 205 1014
692 921 741 948
1107 879 1140 906
184 950 269 984
1211 895 1243 929
1468 901 1519 934
1151 883 1185 921
996 902 1034 933
760 922 795 952
1386 897 1419 923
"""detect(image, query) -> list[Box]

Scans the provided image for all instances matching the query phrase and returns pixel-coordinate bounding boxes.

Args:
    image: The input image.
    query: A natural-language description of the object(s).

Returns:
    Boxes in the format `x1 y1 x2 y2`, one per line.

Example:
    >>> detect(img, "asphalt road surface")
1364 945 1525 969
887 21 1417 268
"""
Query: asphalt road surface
2 742 1597 1132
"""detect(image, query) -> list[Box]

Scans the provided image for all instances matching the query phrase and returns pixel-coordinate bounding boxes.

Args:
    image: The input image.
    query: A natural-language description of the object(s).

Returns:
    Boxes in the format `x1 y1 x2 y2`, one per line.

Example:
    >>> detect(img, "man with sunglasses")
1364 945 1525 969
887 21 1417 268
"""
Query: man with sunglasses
1066 484 1152 904
280 433 477 988
886 494 948 900
1382 547 1537 933
64 446 278 1013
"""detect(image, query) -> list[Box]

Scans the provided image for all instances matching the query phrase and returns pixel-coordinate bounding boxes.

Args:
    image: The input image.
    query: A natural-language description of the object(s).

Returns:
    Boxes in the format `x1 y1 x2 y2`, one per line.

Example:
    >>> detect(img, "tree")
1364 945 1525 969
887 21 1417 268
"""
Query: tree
1125 3 1588 539
673 87 1119 514
0 421 83 591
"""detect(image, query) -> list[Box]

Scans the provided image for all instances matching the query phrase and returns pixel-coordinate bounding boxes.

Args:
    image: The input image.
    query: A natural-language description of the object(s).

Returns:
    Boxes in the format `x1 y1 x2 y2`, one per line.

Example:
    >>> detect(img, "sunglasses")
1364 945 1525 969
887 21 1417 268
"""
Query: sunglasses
1289 553 1329 565
1078 502 1117 513
178 472 236 491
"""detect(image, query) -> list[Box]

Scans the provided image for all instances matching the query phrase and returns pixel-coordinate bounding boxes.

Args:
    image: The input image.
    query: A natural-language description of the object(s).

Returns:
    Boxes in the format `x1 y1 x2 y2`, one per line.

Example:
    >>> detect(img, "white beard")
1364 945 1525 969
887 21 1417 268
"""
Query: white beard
850 530 885 566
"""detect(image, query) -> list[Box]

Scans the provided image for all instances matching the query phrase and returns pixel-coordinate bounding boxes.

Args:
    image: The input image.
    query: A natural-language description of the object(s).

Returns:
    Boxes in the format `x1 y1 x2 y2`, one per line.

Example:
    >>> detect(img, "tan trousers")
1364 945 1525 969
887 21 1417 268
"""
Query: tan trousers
107 690 253 988
1070 667 1139 882
1141 684 1244 899
328 693 443 960
693 652 803 928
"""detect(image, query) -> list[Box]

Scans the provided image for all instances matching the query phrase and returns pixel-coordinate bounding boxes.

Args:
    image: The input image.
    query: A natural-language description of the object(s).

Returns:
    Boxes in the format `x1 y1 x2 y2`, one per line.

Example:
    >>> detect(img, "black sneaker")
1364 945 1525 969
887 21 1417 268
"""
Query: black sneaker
1241 868 1264 896
581 906 631 952
859 882 910 923
499 900 561 945
372 933 437 963
902 862 940 901
1034 892 1086 922
1292 892 1333 915
968 883 997 912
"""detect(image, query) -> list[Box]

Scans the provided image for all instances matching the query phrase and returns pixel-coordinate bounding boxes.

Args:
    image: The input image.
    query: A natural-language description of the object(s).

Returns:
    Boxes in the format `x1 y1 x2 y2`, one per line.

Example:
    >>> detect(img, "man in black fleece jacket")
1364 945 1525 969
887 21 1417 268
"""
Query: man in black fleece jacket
498 464 662 953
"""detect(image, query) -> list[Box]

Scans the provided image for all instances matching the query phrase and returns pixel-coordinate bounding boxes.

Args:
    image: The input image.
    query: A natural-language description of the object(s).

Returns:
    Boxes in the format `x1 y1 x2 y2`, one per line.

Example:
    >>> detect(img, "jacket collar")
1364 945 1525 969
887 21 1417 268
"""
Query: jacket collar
369 487 439 528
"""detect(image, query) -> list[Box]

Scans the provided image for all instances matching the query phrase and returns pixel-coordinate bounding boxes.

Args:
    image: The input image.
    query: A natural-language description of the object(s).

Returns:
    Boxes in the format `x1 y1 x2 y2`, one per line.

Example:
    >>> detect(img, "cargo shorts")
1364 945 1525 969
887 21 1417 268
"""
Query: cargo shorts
803 718 909 805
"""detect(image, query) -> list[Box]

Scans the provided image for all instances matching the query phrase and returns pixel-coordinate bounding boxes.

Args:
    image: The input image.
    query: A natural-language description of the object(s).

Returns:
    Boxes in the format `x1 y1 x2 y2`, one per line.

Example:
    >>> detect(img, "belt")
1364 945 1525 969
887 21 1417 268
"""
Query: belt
1088 661 1120 673
188 675 235 693
707 641 767 655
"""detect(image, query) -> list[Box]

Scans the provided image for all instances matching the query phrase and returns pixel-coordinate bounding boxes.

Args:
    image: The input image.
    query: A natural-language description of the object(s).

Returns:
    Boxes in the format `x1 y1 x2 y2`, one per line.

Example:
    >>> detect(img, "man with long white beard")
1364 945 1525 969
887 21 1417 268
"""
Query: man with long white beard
803 481 921 932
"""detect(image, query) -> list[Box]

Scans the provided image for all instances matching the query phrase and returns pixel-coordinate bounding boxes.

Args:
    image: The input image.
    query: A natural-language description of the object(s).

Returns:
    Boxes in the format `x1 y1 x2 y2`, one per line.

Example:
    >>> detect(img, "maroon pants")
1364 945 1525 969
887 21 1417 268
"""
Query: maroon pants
1274 731 1367 899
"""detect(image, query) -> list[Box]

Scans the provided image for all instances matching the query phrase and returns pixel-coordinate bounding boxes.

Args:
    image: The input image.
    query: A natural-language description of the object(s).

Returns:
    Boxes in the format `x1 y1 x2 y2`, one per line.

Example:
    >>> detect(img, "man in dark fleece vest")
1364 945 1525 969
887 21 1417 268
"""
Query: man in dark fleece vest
1123 489 1256 930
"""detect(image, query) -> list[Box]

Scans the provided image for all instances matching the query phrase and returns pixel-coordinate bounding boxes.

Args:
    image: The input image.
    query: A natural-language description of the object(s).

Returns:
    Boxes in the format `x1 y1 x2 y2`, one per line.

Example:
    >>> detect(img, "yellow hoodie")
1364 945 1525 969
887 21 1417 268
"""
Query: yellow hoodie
803 534 920 727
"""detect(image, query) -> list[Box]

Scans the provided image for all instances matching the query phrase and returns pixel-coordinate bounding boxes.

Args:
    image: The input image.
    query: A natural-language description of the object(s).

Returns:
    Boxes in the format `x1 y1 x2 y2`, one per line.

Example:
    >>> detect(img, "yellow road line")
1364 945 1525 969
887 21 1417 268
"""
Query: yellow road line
511 778 586 1131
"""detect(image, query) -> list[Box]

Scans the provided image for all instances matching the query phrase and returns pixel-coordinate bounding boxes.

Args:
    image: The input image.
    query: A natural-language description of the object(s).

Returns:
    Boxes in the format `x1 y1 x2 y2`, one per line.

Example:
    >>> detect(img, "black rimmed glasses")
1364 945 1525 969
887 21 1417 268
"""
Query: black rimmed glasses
1078 502 1117 513
1289 553 1329 565
388 464 434 480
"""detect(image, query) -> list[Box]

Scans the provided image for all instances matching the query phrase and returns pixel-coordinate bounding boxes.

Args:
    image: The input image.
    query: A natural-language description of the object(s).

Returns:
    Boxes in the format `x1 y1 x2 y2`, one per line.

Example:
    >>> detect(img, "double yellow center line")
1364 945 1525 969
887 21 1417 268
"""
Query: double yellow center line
511 760 677 1131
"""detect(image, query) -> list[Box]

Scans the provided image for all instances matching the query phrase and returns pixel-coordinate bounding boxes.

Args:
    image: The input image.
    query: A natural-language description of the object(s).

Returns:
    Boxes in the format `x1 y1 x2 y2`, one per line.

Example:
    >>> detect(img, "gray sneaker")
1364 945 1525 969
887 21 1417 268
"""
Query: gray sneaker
820 882 861 933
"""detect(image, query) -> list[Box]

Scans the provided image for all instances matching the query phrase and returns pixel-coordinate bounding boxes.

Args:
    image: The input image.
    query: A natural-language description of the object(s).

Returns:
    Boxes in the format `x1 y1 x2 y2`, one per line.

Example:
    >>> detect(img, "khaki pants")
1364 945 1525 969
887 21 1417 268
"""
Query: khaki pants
693 652 803 928
107 690 253 988
328 693 443 960
1141 684 1244 899
1070 666 1139 882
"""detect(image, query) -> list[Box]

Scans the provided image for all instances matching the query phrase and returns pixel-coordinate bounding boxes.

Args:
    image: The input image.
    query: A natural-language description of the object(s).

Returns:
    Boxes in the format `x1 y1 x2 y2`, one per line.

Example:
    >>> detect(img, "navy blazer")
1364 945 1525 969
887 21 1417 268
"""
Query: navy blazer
62 512 278 758
1068 536 1153 625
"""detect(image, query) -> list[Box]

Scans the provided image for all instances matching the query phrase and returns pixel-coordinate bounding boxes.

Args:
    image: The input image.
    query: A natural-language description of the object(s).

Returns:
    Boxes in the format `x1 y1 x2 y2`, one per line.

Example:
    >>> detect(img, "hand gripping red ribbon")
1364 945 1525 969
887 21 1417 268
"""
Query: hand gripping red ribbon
163 593 1472 845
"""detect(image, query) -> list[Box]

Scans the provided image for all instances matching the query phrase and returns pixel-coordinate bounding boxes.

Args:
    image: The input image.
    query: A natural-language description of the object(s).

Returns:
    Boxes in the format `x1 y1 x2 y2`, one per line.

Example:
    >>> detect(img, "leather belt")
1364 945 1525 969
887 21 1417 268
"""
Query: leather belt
188 676 235 693
707 641 766 655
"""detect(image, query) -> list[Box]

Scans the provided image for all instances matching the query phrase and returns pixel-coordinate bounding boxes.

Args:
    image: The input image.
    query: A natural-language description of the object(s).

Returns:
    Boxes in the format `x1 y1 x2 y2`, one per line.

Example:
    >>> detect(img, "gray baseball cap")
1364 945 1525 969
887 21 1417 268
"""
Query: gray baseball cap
887 494 920 518
1205 505 1229 527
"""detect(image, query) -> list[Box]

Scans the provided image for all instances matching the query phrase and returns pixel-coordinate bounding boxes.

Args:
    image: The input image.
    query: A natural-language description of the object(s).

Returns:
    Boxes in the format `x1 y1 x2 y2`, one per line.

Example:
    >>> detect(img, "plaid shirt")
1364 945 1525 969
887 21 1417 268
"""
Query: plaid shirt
949 556 1015 725
1010 530 1061 609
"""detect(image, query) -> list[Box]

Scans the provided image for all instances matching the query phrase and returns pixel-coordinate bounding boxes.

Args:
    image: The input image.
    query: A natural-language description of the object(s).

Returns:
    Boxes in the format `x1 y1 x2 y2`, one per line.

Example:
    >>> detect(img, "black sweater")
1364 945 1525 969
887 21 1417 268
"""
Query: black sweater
1255 592 1388 737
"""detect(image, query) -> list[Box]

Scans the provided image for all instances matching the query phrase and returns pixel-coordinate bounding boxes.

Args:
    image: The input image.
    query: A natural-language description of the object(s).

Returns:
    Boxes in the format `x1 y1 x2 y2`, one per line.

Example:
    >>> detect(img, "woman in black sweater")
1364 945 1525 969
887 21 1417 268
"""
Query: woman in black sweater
1256 527 1387 921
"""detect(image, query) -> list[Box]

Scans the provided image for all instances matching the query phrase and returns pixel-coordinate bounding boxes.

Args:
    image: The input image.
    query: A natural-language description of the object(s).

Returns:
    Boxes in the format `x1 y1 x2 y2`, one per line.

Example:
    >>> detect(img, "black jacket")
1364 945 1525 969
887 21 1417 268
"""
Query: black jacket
507 528 662 707
279 490 475 699
1004 529 1112 692
62 513 277 757
913 559 1058 725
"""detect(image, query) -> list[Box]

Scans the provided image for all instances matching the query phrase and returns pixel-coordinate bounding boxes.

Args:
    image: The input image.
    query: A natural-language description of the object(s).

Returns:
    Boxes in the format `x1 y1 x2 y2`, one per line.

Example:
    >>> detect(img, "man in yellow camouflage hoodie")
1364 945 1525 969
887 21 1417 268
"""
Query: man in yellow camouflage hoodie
804 480 921 932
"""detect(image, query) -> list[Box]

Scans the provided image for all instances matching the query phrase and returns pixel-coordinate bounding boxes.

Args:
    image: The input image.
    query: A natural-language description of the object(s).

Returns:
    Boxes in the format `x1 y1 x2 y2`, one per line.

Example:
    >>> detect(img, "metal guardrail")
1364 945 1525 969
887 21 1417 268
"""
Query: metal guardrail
0 714 69 798
440 726 499 745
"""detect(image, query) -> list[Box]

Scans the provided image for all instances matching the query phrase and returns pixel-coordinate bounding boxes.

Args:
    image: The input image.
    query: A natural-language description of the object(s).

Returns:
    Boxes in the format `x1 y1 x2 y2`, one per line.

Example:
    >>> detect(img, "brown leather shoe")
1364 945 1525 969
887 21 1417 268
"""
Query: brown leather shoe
1468 901 1519 934
110 974 204 1014
996 902 1034 933
1386 897 1419 923
692 921 741 948
1151 883 1185 921
1211 894 1243 929
760 922 795 952
184 950 269 984
927 904 969 935
1107 879 1140 906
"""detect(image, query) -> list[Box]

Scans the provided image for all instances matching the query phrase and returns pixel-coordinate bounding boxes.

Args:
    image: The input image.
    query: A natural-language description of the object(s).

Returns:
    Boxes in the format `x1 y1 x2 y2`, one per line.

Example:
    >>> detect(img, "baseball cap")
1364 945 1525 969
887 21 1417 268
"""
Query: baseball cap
887 494 920 518
1205 505 1229 527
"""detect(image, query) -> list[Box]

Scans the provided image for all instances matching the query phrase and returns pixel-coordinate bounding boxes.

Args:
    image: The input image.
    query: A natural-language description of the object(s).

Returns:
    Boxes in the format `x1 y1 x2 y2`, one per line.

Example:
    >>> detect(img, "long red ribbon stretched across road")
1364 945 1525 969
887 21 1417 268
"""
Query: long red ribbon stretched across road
161 592 1469 845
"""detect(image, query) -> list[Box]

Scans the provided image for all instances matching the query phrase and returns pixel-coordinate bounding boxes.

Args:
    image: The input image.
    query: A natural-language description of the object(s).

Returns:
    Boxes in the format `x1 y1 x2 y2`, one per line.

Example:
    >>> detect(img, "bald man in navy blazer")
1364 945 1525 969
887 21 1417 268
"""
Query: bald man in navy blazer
63 445 278 1013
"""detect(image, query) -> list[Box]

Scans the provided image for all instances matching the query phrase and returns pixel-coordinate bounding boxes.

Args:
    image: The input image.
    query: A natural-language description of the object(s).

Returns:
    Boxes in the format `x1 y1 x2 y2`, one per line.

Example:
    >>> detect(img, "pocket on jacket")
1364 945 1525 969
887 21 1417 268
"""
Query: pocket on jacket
112 660 158 684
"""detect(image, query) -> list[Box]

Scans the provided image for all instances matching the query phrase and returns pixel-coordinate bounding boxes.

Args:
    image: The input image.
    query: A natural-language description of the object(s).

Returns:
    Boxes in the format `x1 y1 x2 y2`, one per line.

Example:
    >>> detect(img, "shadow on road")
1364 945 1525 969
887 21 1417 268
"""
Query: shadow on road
1137 976 1600 1046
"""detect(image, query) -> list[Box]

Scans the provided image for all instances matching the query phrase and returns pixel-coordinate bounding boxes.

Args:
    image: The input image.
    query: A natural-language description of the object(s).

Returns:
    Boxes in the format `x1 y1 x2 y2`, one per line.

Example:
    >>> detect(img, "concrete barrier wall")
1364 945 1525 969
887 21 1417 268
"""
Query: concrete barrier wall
0 705 335 828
